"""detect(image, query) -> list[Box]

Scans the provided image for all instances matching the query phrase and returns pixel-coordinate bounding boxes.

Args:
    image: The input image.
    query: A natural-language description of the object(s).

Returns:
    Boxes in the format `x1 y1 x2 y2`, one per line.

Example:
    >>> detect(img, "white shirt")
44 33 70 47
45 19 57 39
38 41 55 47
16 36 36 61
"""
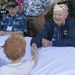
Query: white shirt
0 60 34 75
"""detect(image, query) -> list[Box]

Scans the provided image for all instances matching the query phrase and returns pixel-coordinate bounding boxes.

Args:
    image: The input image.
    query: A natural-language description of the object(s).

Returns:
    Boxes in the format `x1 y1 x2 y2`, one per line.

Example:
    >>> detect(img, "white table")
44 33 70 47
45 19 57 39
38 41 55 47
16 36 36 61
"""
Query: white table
30 47 75 75
0 36 75 75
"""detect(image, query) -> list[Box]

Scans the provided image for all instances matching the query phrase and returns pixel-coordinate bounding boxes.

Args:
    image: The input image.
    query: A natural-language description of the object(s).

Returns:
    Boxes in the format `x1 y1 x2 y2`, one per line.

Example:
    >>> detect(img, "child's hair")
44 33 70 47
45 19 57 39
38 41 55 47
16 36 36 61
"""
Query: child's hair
4 34 26 60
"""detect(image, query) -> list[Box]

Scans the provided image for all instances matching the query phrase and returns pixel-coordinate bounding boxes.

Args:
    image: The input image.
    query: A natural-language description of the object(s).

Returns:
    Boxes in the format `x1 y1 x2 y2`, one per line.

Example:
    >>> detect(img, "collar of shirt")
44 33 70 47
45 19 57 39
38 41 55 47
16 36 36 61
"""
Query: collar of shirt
8 12 20 19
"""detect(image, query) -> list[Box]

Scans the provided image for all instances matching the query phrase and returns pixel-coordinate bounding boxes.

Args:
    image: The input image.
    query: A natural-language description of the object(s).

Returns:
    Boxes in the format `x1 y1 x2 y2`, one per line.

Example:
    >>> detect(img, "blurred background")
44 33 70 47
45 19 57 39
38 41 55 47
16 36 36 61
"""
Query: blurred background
45 0 75 21
0 0 75 21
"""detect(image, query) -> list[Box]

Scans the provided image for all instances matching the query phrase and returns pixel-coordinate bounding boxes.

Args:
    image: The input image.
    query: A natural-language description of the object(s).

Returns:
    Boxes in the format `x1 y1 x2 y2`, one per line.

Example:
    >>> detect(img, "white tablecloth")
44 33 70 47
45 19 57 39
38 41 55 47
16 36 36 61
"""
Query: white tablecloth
0 36 75 75
30 47 75 75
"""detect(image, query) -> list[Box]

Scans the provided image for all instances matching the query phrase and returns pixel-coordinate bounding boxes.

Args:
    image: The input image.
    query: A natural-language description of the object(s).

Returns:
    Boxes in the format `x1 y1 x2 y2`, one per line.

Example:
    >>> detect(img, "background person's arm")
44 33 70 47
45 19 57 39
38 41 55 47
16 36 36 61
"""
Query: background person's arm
0 31 23 36
41 0 54 16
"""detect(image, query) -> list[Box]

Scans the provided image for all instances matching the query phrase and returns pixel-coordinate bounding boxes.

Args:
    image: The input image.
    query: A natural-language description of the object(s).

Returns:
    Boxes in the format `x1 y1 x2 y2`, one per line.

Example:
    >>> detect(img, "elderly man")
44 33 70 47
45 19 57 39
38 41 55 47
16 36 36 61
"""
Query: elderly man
31 4 75 50
0 0 27 36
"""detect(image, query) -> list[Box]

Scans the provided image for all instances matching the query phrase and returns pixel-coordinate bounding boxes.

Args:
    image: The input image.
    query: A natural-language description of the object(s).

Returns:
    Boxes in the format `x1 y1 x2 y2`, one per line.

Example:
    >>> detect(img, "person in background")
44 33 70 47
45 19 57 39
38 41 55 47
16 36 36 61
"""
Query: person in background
57 0 75 17
0 0 8 9
23 0 54 37
8 0 23 13
0 0 8 20
0 34 38 75
16 0 23 13
31 4 75 50
0 0 27 36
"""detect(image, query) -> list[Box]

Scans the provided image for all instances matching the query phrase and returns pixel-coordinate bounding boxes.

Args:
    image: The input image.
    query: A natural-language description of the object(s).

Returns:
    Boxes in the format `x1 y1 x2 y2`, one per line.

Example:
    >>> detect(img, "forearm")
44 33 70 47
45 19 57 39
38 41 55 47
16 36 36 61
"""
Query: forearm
31 38 42 48
42 5 53 16
0 31 23 36
10 31 23 36
32 53 38 63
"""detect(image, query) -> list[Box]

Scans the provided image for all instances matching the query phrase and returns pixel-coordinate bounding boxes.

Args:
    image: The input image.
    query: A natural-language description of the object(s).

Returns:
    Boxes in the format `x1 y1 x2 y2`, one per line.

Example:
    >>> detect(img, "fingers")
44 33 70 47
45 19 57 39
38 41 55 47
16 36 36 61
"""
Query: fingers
32 43 38 53
32 48 38 54
32 43 37 50
31 48 38 55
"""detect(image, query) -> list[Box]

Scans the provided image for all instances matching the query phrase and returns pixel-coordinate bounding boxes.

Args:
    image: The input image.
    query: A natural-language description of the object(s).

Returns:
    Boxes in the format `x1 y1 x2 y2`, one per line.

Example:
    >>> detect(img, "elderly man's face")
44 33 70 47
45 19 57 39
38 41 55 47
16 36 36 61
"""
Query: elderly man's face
53 10 68 26
8 6 19 16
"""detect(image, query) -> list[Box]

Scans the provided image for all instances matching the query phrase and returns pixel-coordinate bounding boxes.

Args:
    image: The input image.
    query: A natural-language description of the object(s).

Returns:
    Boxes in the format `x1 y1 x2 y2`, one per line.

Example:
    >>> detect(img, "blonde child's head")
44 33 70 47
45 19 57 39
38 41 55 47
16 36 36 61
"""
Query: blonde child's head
4 34 26 61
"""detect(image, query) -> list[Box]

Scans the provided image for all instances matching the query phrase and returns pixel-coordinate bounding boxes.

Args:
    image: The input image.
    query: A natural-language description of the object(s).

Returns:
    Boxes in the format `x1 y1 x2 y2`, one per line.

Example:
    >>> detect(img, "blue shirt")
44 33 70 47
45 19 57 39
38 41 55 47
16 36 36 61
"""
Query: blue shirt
23 0 54 16
0 12 27 33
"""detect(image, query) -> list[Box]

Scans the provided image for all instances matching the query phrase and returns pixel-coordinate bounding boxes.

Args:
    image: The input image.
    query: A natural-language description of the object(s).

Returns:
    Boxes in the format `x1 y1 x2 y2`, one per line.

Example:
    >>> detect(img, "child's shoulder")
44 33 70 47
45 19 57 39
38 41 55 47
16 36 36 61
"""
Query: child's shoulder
23 60 34 66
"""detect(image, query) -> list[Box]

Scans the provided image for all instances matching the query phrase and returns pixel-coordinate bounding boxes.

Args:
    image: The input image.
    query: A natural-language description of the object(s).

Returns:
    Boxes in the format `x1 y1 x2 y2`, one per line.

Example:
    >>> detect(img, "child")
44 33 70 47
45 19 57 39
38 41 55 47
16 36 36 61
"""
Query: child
0 34 38 75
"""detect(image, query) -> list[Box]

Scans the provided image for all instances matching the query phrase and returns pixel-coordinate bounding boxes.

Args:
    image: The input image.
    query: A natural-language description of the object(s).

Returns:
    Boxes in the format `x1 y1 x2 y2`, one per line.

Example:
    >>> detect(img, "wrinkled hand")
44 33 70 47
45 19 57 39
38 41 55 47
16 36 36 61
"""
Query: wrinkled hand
42 38 52 47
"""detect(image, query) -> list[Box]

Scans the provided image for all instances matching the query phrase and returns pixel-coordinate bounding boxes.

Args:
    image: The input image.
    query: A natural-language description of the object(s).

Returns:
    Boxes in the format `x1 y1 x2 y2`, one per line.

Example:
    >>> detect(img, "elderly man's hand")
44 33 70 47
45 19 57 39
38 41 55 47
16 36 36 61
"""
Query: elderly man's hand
42 38 52 47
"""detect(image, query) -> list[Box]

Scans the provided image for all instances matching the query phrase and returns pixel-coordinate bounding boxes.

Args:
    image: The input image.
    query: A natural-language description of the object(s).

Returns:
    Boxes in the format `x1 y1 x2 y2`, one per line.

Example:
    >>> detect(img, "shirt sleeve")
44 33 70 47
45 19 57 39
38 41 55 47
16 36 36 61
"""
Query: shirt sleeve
25 60 34 72
26 60 34 67
30 20 53 48
42 0 54 8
